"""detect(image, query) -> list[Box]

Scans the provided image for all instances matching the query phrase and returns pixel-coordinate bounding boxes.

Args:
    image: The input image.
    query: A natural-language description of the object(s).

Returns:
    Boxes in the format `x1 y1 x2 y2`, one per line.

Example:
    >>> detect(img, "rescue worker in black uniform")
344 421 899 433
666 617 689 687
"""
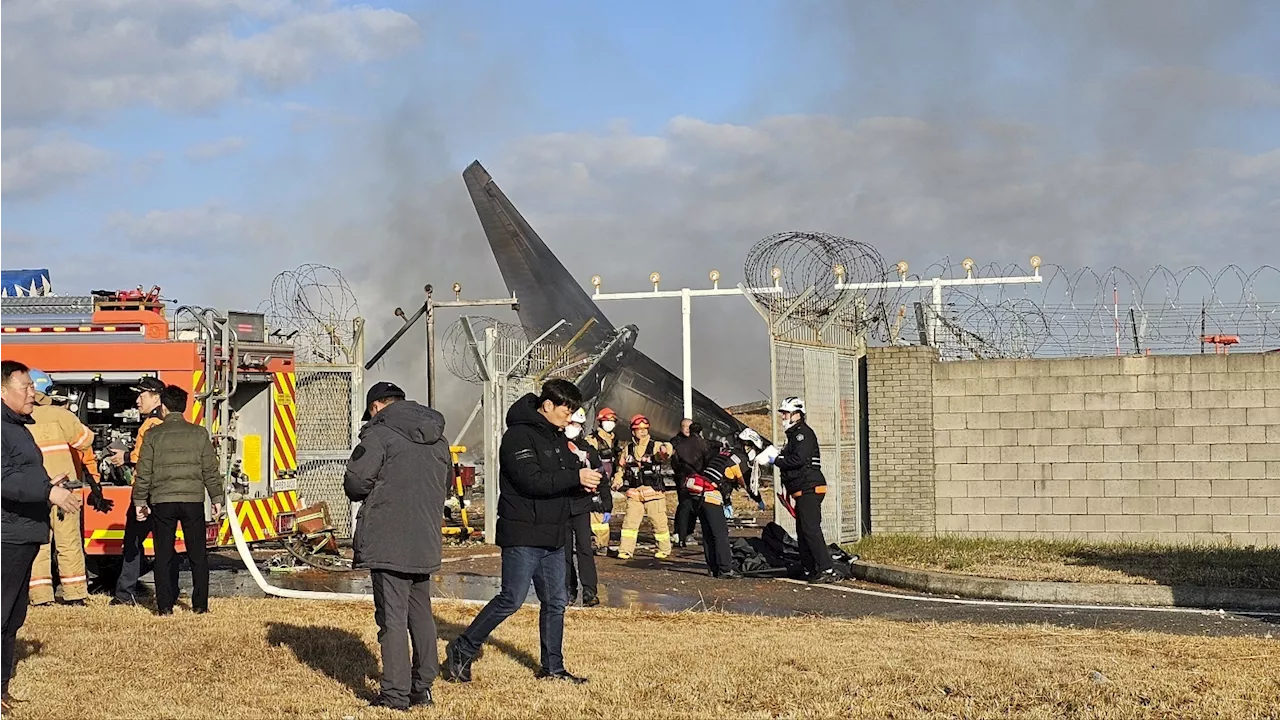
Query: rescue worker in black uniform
757 397 837 583
682 443 749 579
669 419 711 547
564 409 604 606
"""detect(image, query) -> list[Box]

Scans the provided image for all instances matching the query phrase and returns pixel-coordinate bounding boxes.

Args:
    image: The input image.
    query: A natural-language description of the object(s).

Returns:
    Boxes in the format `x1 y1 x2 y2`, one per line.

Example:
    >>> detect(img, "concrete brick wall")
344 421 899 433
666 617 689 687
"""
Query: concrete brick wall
931 353 1280 546
866 346 936 534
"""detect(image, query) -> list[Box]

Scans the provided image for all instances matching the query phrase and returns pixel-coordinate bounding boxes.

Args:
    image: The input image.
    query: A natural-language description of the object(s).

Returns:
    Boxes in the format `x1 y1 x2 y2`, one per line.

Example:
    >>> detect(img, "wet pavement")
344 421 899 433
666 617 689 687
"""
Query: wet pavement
161 545 1280 638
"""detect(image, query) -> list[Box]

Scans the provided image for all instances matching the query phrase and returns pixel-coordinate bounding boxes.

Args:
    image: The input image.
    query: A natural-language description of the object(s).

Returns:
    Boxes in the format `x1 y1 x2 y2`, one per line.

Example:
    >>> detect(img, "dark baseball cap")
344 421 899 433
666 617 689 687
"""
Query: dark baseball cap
362 381 406 421
131 377 165 394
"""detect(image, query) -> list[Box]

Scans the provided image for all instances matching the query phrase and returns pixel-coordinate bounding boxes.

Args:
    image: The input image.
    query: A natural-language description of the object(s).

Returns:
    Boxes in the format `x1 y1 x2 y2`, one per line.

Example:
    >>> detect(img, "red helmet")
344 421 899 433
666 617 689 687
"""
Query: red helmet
596 407 617 422
630 414 650 429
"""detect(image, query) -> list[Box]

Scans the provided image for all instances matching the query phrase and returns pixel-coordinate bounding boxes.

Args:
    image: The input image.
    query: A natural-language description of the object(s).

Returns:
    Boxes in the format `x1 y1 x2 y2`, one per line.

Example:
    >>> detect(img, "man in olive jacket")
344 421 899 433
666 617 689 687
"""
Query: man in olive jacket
133 385 222 616
344 381 450 711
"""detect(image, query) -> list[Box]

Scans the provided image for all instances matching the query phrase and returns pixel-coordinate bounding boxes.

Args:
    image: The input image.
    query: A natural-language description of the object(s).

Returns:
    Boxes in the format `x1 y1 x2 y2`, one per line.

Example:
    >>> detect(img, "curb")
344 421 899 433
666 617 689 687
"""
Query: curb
850 561 1280 612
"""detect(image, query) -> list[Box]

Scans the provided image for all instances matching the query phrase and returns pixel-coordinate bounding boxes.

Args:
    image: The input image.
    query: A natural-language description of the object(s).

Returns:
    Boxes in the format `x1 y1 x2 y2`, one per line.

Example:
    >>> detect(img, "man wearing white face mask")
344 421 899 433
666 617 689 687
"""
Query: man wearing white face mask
563 409 602 606
757 397 836 583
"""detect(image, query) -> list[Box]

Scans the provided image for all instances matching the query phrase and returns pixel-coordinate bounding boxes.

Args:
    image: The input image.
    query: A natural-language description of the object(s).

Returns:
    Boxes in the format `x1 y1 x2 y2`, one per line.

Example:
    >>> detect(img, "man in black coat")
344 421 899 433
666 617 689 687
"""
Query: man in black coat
2 360 81 710
758 396 837 584
443 379 600 685
345 381 451 710
670 419 711 547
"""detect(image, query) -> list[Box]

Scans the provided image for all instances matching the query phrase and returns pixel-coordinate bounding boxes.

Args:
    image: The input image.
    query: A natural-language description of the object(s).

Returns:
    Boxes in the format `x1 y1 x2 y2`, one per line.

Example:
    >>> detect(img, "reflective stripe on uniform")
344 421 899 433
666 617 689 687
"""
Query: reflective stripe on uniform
621 529 639 539
792 485 827 498
28 578 53 587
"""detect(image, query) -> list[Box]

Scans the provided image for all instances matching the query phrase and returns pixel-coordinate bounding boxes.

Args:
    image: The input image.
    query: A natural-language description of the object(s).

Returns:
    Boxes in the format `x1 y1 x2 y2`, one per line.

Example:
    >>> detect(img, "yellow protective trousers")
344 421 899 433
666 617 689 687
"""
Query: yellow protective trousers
30 505 88 605
618 492 671 557
590 512 611 550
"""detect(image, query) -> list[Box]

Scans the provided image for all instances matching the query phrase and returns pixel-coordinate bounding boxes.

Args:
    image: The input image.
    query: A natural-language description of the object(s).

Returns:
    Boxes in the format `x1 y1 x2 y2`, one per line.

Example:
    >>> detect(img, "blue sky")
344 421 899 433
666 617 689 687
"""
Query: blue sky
6 1 1276 245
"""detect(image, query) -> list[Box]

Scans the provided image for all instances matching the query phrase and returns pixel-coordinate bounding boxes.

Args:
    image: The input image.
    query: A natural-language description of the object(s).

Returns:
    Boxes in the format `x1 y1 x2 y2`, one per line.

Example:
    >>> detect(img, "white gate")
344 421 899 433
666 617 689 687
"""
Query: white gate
772 340 864 543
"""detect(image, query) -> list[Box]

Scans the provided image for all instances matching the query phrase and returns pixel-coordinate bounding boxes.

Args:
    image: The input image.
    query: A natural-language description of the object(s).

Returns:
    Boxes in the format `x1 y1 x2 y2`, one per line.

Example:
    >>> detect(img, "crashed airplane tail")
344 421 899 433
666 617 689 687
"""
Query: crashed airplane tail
463 160 746 443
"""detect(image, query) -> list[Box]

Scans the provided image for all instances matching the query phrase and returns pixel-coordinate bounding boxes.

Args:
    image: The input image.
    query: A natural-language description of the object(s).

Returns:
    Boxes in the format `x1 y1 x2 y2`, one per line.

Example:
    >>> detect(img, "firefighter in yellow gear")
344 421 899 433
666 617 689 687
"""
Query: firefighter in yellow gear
612 414 673 559
582 407 621 551
25 375 99 606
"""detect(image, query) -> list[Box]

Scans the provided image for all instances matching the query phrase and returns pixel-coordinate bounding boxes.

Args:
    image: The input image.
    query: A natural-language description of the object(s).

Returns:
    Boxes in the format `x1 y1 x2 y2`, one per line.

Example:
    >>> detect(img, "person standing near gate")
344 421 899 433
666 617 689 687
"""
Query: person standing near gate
344 381 451 710
2 360 81 712
132 385 223 616
758 397 837 584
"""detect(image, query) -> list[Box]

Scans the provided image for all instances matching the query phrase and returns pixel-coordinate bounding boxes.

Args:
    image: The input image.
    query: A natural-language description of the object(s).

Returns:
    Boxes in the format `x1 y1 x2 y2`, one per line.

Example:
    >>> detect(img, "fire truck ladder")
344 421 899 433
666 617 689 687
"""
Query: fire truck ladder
174 307 240 474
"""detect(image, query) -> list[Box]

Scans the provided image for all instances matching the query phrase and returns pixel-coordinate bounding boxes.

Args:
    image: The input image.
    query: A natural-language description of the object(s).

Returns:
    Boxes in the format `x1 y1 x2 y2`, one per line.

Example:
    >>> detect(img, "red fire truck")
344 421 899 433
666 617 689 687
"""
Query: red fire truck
0 282 307 575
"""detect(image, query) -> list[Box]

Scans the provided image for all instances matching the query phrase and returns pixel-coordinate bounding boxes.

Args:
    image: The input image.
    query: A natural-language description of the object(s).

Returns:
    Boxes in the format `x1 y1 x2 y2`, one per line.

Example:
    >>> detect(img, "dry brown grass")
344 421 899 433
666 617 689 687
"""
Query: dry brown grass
846 534 1280 590
7 597 1278 719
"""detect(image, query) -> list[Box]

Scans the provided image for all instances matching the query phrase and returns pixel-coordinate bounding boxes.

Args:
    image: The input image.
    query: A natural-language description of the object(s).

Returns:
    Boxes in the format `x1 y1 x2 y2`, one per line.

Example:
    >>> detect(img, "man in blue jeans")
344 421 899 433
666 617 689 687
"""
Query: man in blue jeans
443 379 601 684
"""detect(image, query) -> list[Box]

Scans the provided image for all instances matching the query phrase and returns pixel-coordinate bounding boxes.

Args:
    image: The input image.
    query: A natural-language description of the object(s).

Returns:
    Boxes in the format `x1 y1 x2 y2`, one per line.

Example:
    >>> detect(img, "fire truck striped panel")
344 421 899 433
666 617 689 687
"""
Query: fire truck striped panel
215 490 300 546
271 372 297 478
84 528 188 555
191 370 205 424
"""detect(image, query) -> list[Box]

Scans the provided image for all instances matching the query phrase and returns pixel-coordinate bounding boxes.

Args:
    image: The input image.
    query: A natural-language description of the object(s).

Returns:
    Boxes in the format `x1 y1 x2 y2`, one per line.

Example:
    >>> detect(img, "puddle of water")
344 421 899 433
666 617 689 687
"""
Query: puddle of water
175 567 786 617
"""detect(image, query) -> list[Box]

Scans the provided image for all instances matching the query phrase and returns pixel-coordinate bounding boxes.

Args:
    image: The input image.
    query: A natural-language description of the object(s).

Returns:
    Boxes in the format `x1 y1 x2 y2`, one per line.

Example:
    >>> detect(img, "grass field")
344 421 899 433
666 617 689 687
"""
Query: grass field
843 535 1280 590
6 597 1278 719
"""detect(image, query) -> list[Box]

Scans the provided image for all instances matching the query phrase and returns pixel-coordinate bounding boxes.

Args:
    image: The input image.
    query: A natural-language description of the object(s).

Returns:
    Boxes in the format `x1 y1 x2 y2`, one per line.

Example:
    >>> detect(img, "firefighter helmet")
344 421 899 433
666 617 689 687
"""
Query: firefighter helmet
28 369 53 394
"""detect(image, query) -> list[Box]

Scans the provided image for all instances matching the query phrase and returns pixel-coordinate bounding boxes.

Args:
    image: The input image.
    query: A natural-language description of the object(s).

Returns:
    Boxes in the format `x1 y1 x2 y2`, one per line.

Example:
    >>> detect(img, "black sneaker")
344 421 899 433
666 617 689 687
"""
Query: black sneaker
721 570 743 580
808 568 840 585
441 642 474 683
535 669 588 684
582 591 601 607
409 688 434 707
369 695 409 712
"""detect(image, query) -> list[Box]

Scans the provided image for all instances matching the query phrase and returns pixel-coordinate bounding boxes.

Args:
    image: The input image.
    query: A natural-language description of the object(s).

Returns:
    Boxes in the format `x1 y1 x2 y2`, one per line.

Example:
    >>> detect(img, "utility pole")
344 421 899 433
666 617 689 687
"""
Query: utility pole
365 282 518 408
586 269 783 419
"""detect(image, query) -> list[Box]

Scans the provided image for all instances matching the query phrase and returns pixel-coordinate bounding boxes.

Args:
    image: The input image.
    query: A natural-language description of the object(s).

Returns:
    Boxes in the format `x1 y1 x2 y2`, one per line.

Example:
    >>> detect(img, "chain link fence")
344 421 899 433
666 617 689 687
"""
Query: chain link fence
295 364 362 538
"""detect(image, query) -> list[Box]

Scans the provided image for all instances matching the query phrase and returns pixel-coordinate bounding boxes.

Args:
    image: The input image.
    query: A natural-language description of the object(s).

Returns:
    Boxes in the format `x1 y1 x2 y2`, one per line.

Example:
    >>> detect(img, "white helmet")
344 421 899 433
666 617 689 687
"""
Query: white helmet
778 396 805 414
570 408 587 424
738 427 765 450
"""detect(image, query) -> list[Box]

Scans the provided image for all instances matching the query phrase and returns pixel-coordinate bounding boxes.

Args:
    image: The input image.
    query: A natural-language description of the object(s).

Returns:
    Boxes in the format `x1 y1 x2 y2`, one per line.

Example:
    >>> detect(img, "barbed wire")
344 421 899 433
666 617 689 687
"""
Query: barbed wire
443 315 584 384
882 260 1280 358
743 231 888 318
259 264 362 364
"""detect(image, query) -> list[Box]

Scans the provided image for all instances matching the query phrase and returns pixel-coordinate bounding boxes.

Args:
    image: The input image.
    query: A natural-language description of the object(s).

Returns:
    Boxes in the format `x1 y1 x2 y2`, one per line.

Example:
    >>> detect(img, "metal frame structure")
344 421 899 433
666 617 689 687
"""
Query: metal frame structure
586 270 783 418
365 284 519 408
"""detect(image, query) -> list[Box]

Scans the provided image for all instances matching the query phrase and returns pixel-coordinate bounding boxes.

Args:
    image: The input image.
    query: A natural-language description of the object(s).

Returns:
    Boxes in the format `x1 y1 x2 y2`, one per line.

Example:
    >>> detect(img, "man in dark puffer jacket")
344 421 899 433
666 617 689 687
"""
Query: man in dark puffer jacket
443 379 600 686
2 360 81 710
345 381 450 711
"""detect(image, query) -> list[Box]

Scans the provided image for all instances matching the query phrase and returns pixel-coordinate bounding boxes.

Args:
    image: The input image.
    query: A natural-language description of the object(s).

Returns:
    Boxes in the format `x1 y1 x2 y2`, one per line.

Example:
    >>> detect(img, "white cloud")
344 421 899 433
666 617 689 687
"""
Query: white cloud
106 201 249 244
0 1 422 129
186 136 247 160
1 131 112 199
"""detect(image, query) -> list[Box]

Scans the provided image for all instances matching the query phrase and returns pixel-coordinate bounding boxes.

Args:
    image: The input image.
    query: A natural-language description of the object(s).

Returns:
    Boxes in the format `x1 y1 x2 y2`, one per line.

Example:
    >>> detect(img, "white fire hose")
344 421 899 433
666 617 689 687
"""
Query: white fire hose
225 500 490 606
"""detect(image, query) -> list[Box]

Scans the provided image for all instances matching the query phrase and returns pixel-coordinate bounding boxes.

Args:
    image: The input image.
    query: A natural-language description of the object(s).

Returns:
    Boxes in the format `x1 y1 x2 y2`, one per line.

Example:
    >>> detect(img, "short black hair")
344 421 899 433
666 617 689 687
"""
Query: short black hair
538 378 582 411
690 422 703 436
160 384 189 413
2 360 30 386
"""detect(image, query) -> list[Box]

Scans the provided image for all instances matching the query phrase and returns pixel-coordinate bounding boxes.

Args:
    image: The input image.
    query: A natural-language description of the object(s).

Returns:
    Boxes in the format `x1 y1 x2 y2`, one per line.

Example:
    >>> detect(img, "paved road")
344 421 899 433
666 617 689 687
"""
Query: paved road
191 547 1278 638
